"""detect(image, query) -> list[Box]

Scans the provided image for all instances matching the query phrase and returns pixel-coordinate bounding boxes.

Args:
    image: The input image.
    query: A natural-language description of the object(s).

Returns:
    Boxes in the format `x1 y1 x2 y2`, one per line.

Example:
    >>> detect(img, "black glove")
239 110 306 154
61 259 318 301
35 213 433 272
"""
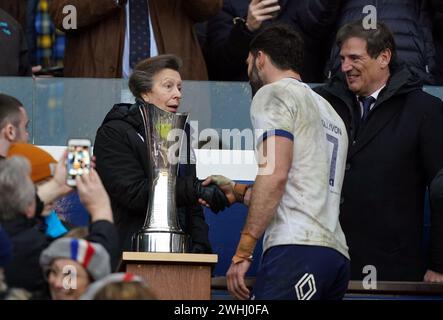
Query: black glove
193 179 230 213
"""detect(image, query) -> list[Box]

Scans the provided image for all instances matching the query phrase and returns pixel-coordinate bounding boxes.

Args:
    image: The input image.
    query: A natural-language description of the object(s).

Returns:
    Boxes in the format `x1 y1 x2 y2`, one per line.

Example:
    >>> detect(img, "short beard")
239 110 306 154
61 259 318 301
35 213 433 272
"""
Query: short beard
249 62 264 98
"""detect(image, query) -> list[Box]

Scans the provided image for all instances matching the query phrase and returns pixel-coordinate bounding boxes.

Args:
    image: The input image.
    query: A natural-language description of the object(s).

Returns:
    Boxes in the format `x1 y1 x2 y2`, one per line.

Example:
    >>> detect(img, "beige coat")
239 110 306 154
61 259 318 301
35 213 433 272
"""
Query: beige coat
49 0 222 79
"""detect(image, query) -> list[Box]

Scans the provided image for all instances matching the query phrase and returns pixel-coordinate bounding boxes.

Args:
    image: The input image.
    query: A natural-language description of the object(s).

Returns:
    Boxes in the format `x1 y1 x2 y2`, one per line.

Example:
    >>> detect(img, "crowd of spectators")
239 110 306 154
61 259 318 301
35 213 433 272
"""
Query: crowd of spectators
0 0 442 84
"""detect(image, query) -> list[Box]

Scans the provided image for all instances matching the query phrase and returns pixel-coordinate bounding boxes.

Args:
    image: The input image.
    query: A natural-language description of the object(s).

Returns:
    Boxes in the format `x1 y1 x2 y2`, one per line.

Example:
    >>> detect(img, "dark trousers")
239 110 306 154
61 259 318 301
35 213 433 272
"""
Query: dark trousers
252 244 350 300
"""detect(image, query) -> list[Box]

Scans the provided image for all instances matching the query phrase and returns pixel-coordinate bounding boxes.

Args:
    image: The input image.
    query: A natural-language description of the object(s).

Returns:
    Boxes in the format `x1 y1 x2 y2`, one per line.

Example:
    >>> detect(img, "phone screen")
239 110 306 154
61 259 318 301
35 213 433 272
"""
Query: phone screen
67 144 91 182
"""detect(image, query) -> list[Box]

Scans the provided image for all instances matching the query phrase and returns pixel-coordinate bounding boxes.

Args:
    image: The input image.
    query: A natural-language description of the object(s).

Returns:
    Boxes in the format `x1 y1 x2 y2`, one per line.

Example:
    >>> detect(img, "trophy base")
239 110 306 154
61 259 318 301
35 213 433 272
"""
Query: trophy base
131 230 189 253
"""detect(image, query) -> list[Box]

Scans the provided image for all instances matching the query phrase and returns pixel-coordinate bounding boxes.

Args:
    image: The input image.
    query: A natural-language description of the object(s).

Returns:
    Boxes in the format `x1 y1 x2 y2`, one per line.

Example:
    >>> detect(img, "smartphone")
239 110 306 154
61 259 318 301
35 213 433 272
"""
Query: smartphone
66 139 92 187
33 66 64 77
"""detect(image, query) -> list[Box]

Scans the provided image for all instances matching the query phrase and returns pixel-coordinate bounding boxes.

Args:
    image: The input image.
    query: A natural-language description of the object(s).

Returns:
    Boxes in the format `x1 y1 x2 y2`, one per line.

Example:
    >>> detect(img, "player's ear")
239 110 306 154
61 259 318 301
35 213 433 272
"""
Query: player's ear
256 51 266 69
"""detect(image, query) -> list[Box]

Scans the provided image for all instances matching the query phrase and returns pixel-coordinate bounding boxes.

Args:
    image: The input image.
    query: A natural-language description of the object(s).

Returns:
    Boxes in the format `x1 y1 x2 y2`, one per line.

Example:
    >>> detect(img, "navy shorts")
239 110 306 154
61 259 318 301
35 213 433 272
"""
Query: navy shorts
252 244 350 300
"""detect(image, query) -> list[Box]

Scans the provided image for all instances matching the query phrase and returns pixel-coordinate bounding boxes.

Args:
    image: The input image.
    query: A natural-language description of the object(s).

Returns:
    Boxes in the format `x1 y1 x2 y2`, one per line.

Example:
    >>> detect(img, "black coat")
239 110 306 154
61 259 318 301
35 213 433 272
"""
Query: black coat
2 216 119 297
0 8 31 76
94 102 212 253
429 0 443 84
205 0 340 82
315 65 443 281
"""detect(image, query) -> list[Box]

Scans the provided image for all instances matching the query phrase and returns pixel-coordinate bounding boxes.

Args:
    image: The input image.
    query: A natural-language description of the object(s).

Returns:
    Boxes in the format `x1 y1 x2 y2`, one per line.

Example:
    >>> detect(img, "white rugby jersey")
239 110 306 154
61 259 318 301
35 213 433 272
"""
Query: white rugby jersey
251 78 349 259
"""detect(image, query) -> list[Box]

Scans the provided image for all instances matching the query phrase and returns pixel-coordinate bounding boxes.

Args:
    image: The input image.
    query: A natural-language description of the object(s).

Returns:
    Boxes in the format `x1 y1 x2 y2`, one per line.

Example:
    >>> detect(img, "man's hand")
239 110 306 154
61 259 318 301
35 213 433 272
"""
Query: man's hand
246 0 281 32
424 269 443 282
227 260 251 300
76 168 113 223
53 150 73 195
37 150 72 204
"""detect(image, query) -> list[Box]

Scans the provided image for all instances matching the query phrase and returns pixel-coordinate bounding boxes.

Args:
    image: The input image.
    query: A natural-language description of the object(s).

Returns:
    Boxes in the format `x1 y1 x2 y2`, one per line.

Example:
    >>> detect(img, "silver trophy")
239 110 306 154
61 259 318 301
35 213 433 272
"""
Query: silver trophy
132 102 190 253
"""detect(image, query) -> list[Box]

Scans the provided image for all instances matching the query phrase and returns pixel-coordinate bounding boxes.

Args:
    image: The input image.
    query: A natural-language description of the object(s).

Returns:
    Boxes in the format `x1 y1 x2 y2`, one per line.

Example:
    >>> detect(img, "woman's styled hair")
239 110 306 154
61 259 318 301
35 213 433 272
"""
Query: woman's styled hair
128 54 182 99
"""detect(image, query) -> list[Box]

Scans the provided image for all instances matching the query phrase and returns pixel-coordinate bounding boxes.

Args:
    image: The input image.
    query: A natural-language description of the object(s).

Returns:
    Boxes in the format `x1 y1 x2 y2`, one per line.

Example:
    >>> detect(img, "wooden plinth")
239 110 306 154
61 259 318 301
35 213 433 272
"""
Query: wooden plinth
121 252 218 300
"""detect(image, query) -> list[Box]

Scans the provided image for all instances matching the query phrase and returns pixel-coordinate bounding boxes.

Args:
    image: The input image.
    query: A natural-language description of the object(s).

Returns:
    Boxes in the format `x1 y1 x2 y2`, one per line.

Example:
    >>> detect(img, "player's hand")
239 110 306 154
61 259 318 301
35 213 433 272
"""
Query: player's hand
246 0 280 32
226 259 251 300
424 269 443 282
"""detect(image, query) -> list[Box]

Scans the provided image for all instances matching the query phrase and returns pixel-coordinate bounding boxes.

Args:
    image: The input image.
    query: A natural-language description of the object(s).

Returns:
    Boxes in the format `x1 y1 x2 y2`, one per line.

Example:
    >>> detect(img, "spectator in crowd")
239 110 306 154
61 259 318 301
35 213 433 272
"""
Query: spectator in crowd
0 8 31 76
94 54 230 252
39 237 111 300
0 154 119 298
80 272 157 300
0 226 11 298
0 0 65 76
31 0 65 73
315 20 443 281
205 0 340 83
325 0 436 84
429 0 443 85
0 94 68 223
8 143 57 183
1 225 34 300
0 94 30 157
49 0 222 80
0 0 26 29
8 143 69 239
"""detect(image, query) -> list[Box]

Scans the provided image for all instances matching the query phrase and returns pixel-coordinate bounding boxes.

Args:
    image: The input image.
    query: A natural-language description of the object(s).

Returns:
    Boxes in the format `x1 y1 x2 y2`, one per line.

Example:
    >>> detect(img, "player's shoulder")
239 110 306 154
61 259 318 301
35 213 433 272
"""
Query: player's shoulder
254 78 306 104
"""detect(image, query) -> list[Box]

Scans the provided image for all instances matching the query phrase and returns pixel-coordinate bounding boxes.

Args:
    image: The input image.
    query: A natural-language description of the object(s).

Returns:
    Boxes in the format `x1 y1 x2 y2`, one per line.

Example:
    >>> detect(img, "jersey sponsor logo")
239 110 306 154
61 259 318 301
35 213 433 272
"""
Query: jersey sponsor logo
294 273 317 300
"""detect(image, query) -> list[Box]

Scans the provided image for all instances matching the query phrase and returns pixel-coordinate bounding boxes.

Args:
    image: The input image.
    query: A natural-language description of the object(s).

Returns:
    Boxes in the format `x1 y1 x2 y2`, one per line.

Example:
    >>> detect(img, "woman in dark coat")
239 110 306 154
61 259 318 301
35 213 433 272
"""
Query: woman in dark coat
94 54 229 252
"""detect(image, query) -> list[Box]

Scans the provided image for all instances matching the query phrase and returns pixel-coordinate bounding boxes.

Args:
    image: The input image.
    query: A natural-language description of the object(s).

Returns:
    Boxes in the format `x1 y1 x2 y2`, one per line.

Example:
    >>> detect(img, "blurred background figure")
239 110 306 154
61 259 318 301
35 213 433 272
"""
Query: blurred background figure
0 0 26 28
32 0 65 75
0 0 64 76
204 0 340 83
0 226 12 298
0 8 31 76
80 272 157 300
49 0 222 80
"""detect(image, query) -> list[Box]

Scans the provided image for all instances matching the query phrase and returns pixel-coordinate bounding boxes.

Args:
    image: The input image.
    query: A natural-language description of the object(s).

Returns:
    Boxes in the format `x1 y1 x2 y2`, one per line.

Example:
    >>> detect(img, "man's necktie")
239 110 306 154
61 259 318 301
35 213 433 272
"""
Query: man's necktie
129 0 150 69
358 96 376 122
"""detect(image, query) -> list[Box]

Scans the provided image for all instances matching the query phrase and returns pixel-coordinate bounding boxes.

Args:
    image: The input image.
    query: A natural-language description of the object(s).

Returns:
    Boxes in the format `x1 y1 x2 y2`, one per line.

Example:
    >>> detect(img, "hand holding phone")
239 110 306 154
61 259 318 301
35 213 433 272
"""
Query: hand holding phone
247 0 281 32
66 139 92 187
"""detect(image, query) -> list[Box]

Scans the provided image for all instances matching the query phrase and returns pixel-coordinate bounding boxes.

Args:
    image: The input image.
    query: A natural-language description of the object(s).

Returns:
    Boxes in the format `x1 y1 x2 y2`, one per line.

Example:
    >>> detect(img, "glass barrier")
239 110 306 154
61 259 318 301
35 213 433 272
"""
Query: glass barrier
1 77 443 149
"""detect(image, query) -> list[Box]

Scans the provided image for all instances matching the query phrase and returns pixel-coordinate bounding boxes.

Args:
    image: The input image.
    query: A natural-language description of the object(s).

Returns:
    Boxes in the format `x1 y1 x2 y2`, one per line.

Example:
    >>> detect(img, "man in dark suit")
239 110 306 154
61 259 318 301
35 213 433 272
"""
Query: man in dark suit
315 20 443 282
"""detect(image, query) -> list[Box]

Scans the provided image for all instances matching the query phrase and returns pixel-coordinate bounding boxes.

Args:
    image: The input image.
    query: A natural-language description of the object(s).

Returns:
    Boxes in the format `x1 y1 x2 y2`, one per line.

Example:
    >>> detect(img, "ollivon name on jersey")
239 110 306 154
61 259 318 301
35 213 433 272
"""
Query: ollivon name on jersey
321 119 343 136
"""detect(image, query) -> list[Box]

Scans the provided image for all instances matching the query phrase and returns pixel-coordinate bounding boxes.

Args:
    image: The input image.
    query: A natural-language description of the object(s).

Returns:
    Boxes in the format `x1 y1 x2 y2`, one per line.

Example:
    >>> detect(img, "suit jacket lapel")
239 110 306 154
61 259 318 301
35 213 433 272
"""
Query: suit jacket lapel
348 94 404 159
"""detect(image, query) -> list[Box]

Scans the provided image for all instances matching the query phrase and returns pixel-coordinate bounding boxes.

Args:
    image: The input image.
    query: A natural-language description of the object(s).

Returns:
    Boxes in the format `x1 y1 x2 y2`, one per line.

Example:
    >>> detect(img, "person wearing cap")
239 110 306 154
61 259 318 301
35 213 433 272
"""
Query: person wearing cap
8 143 68 238
40 237 111 300
80 272 156 300
0 155 119 298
